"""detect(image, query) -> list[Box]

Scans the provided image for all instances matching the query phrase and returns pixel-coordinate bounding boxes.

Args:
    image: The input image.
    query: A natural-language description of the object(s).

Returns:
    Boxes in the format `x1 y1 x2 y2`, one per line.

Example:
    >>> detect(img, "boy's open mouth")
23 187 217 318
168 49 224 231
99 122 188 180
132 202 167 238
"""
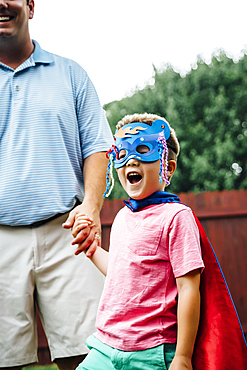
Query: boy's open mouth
127 172 142 184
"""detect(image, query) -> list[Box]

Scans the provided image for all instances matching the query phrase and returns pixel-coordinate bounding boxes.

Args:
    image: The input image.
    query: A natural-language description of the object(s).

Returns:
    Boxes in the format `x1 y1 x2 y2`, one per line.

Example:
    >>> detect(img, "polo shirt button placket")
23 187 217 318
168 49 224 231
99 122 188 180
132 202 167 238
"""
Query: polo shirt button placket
13 83 21 100
12 71 21 101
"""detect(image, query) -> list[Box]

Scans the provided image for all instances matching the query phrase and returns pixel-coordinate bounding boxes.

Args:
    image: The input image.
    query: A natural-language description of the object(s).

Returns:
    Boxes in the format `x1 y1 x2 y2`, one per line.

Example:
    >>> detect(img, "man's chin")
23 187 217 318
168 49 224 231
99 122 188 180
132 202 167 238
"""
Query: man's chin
0 31 14 38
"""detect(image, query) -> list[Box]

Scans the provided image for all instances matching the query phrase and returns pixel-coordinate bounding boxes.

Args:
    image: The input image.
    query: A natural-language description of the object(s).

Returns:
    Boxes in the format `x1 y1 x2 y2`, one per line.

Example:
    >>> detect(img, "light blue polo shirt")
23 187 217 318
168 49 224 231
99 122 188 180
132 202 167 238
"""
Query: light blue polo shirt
0 41 113 226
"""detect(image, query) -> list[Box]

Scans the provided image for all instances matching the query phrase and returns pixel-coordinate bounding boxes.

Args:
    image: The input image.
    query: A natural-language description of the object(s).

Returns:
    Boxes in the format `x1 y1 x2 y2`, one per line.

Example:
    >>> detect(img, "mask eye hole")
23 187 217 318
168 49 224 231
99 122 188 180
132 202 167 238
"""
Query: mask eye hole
119 149 127 160
136 145 150 154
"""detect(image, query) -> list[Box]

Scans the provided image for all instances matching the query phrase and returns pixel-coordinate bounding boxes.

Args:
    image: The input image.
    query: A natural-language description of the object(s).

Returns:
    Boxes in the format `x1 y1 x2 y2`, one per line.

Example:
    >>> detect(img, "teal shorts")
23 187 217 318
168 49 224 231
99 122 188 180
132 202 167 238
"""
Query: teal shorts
77 335 176 370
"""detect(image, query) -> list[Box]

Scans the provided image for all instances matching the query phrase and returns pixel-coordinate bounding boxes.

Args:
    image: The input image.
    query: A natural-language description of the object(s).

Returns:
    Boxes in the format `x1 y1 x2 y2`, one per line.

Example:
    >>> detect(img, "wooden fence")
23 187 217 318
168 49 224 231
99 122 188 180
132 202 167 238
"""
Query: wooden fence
37 189 247 364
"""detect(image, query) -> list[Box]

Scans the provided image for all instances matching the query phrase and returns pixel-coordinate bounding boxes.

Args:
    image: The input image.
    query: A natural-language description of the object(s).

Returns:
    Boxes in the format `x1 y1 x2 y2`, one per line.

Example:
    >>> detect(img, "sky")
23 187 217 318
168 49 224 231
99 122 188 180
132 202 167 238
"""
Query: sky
29 0 247 105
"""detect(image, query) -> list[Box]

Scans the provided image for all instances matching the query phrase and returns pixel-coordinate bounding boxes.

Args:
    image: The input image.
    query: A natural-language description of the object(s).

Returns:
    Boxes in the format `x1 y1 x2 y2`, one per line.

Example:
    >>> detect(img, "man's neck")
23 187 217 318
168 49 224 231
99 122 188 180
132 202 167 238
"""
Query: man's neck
0 37 34 69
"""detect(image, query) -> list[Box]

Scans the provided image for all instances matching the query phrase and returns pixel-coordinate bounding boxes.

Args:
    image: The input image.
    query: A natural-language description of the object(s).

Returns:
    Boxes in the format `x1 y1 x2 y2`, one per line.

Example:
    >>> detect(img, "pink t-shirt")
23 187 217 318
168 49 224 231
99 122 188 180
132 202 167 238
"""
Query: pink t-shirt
95 203 204 351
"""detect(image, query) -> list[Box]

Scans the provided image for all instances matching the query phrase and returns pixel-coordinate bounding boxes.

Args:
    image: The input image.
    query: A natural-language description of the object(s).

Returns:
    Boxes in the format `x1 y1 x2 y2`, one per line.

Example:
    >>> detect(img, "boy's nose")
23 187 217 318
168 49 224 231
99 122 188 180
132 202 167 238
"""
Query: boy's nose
126 157 139 167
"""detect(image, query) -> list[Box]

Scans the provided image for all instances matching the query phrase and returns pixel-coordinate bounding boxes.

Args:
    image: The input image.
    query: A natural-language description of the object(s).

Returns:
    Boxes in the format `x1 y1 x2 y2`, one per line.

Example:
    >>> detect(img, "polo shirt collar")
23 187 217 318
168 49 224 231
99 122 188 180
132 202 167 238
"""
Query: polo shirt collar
32 40 54 64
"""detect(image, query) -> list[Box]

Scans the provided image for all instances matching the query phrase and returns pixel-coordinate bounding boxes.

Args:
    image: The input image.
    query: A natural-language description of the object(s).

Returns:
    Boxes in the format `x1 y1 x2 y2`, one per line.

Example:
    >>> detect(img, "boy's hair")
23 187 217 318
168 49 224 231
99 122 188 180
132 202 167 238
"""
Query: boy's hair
116 113 180 162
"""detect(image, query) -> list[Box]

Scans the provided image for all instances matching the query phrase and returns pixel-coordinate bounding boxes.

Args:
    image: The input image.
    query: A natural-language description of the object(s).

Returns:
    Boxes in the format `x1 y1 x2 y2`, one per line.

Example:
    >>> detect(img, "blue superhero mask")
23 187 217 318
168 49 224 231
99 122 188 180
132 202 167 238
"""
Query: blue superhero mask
113 120 170 168
103 119 171 198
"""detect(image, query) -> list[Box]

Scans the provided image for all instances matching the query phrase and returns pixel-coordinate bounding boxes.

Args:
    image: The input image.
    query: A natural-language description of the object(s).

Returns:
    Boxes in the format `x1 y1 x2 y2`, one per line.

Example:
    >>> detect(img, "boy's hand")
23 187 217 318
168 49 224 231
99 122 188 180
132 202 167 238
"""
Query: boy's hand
169 355 192 370
71 213 93 238
73 225 100 257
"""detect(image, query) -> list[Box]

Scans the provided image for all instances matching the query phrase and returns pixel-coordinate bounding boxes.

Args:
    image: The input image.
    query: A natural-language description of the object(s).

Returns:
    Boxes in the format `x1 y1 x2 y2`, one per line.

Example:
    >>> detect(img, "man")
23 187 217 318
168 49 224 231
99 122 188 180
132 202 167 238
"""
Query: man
0 1 113 369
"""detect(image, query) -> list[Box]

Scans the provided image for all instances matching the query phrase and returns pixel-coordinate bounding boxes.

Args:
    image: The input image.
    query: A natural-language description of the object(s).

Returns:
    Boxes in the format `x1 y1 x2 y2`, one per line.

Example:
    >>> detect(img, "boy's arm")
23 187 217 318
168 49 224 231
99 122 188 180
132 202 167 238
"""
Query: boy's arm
89 246 109 276
169 268 201 370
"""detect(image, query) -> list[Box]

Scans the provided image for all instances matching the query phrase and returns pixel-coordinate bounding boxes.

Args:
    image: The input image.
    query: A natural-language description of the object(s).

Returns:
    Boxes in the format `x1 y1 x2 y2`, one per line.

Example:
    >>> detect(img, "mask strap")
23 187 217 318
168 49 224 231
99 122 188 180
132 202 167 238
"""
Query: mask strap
103 146 118 198
158 133 170 186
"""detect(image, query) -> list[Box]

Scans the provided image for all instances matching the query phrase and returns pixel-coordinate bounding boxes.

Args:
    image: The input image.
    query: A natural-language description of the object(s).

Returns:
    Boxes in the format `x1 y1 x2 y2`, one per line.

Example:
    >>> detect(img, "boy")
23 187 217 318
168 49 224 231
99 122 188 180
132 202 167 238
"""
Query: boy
73 113 204 370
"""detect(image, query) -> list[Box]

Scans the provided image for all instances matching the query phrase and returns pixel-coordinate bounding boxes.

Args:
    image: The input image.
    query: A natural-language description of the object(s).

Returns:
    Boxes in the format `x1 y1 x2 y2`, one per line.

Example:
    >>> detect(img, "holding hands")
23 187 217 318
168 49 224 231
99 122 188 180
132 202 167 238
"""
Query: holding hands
63 204 101 257
72 213 101 257
64 207 109 276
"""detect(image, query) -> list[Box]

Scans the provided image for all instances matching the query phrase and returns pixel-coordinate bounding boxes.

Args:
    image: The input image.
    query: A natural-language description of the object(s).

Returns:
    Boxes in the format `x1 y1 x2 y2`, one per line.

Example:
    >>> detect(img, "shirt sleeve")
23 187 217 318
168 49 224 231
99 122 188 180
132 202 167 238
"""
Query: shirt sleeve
168 208 205 278
76 72 113 159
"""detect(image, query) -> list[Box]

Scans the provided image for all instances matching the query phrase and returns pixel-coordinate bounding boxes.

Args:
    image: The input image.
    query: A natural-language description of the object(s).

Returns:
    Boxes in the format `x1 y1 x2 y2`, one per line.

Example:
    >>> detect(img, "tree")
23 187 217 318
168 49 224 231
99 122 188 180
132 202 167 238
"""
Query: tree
104 51 247 199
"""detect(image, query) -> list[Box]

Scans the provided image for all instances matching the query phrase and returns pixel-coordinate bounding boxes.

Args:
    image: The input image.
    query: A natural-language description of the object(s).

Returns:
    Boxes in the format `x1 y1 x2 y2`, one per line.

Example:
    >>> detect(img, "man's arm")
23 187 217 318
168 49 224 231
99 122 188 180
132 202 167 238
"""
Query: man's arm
169 269 201 370
63 151 108 256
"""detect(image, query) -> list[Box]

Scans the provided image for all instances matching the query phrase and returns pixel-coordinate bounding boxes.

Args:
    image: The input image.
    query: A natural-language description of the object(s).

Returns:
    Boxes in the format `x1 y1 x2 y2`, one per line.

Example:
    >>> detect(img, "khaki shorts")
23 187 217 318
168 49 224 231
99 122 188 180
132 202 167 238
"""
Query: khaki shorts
0 213 104 367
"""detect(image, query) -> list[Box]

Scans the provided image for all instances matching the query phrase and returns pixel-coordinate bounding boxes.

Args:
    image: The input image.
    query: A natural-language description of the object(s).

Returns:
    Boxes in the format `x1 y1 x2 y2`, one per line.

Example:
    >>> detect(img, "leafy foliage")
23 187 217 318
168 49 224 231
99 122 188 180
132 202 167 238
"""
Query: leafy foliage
104 51 247 199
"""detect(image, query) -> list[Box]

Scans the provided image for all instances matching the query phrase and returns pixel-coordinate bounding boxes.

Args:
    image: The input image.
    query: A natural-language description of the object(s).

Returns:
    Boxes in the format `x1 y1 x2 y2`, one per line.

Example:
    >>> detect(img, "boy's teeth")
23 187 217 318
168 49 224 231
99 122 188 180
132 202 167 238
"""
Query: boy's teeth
0 16 10 21
127 172 142 184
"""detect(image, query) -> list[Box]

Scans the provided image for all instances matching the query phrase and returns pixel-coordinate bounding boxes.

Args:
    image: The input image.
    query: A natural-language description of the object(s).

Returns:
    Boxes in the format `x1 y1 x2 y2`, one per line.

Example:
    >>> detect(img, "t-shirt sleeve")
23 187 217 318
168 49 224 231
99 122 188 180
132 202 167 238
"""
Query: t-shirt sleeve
168 208 205 278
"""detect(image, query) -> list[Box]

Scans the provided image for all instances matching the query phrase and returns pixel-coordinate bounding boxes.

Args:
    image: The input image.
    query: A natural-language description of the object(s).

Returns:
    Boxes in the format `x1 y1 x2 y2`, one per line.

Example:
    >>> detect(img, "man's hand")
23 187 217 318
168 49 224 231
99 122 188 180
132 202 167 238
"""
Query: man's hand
63 203 101 257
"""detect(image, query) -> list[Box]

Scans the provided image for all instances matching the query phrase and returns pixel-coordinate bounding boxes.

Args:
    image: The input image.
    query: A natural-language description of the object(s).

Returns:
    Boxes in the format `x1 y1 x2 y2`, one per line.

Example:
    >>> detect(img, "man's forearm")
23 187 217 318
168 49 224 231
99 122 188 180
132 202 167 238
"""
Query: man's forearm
82 151 109 212
63 151 109 254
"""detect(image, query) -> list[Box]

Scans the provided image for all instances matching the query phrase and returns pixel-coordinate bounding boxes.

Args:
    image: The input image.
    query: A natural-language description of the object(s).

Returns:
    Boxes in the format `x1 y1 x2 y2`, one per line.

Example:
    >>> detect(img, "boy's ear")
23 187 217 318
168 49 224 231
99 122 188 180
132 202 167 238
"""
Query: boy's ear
167 160 176 178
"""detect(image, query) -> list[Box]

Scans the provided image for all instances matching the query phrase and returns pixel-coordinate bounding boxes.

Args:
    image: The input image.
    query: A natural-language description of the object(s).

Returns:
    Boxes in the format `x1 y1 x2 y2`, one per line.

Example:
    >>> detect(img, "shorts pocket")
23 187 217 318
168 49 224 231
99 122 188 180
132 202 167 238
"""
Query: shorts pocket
163 343 176 369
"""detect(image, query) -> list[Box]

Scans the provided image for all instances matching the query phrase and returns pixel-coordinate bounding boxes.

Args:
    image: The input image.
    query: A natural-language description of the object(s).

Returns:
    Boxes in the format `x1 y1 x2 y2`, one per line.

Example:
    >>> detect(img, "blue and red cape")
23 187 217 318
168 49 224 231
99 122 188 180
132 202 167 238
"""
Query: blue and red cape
124 191 247 370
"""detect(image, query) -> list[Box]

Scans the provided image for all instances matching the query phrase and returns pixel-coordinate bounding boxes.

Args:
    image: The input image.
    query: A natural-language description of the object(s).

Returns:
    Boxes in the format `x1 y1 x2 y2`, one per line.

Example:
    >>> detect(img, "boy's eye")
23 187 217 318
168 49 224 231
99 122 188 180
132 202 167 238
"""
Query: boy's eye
119 149 127 159
136 145 150 154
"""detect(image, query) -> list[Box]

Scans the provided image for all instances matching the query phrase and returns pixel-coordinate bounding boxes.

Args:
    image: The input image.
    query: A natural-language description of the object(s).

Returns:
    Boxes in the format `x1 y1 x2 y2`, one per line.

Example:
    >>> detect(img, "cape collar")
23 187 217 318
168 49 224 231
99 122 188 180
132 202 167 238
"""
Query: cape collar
123 191 181 212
